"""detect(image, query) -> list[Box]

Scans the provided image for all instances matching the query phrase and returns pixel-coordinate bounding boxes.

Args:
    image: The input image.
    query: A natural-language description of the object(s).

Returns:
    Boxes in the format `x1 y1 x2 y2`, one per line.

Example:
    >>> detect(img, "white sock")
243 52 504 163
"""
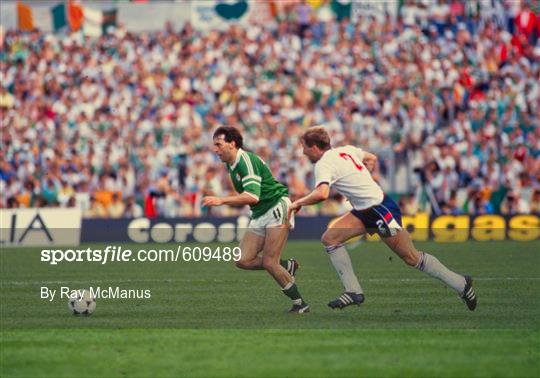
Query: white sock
325 244 363 294
282 282 293 290
416 252 466 293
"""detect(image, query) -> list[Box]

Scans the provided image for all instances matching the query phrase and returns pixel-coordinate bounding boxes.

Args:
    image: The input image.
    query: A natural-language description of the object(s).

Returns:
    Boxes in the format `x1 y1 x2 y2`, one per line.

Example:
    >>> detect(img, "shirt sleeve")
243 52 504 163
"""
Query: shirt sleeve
239 156 262 200
314 159 333 188
355 147 366 161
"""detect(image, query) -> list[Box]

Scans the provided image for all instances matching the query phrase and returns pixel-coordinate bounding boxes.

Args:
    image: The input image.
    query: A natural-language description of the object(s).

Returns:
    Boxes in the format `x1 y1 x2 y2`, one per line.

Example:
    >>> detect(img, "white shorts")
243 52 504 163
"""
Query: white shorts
248 197 295 237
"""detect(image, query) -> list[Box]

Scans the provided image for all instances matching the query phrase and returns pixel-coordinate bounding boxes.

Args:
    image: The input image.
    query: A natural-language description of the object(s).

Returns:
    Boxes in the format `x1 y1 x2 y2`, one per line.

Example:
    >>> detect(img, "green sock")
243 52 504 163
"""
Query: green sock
279 259 290 271
282 283 303 304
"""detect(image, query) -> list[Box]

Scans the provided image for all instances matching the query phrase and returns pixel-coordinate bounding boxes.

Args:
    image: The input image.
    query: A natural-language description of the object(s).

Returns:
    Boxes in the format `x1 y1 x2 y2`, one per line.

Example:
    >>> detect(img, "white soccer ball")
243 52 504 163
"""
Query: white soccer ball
68 289 96 316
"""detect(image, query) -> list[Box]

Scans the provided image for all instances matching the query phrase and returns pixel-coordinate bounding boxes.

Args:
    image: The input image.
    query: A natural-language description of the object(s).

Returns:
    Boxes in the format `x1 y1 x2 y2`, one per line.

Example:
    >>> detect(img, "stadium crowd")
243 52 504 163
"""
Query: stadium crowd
1 0 539 218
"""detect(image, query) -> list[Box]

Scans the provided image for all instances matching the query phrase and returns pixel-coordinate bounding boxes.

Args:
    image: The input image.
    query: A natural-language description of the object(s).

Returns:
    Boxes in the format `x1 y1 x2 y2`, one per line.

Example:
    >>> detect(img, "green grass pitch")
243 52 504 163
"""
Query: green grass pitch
1 240 539 377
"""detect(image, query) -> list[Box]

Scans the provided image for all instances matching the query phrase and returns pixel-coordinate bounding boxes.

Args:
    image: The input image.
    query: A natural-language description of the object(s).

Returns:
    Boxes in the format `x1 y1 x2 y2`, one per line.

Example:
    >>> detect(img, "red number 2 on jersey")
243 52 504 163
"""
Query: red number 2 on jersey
339 153 363 171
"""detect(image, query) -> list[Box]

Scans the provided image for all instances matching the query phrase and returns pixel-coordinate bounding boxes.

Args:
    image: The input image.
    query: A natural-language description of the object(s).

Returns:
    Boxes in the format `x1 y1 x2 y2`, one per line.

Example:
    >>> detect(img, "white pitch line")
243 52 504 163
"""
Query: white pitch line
2 277 540 287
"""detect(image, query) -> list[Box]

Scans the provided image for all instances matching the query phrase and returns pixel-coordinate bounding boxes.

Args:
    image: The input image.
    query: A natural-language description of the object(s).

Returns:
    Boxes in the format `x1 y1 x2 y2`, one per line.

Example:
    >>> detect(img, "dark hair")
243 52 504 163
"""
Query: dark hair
6 197 19 208
213 126 243 149
300 126 331 150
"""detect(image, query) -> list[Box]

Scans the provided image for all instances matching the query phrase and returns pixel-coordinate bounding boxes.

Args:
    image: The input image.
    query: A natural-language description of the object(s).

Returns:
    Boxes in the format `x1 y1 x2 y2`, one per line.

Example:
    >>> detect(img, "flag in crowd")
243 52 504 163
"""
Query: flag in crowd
14 0 116 36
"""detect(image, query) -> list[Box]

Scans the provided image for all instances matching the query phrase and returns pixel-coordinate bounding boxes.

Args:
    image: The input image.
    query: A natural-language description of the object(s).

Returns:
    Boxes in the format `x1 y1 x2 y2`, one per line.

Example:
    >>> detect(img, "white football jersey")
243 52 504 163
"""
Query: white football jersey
314 145 384 210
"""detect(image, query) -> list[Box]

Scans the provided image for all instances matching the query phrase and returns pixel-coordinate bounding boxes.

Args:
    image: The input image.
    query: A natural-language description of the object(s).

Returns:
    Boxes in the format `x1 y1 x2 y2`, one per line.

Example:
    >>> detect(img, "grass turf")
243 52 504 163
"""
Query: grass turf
1 240 539 376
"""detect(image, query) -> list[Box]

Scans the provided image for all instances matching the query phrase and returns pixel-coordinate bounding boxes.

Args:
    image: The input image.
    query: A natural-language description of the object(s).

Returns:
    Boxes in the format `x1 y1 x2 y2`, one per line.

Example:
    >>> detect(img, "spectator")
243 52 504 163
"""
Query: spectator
144 191 158 219
447 191 463 215
84 196 107 218
57 181 75 207
124 196 144 218
296 0 313 39
530 188 540 213
6 196 19 208
472 193 495 215
74 182 91 211
515 3 536 41
500 191 530 215
108 193 126 218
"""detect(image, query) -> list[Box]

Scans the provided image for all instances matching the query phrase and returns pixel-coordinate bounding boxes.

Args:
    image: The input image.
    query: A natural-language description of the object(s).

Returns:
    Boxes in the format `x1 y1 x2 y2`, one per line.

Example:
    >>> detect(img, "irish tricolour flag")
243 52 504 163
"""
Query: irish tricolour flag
52 0 117 36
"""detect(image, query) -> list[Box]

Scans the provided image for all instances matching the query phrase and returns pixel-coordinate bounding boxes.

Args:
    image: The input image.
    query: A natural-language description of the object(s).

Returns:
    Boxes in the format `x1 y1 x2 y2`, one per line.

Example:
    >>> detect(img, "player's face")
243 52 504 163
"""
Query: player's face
212 136 235 163
301 140 321 163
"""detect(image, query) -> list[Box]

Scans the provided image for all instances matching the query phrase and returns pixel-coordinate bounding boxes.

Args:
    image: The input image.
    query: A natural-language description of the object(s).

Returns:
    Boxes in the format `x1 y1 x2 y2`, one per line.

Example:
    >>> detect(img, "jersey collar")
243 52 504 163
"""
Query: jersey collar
230 148 243 170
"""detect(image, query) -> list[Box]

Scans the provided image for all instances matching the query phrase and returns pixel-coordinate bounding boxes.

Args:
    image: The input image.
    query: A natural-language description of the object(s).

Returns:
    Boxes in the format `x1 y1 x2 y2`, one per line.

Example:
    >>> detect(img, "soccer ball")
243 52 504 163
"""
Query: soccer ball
68 289 96 316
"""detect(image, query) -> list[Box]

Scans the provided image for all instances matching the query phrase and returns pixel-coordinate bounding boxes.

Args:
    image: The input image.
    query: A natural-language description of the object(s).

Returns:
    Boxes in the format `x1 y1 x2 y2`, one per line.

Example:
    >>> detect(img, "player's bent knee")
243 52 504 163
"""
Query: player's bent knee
235 259 252 269
401 253 420 267
321 232 339 247
262 256 279 271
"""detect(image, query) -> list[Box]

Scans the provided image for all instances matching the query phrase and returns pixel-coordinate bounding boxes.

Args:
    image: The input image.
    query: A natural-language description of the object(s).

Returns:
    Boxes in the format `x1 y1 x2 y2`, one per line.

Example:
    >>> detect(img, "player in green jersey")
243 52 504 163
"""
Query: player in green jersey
202 126 309 313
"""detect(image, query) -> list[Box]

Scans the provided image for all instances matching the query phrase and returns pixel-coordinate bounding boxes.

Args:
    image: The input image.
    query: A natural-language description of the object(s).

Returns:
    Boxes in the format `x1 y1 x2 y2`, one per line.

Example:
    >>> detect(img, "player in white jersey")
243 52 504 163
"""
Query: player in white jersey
289 127 477 311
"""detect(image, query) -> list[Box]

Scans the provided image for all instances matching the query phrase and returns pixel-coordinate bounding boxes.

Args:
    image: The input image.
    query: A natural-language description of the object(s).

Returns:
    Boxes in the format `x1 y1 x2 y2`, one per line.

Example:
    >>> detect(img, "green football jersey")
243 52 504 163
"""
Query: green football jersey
226 149 288 219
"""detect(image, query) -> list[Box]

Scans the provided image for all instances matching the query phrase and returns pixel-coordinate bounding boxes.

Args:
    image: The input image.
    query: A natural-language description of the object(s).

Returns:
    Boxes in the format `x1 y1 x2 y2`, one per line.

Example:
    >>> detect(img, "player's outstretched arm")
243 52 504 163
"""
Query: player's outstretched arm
289 184 330 216
202 192 259 207
362 151 378 173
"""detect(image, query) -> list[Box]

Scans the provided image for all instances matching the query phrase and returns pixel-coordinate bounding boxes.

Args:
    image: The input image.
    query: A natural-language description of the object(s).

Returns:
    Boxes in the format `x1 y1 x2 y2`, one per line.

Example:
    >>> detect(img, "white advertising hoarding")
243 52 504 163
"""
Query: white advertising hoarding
0 208 82 247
